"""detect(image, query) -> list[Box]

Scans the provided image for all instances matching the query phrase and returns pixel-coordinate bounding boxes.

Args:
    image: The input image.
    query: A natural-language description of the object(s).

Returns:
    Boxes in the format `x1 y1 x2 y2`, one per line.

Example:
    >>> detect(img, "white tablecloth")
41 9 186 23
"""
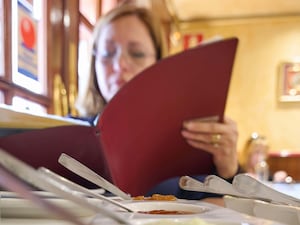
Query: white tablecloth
0 198 285 225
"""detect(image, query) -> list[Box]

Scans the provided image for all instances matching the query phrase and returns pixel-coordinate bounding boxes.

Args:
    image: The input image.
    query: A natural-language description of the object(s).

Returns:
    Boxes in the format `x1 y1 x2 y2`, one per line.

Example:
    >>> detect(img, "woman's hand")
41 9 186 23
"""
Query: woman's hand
181 116 239 179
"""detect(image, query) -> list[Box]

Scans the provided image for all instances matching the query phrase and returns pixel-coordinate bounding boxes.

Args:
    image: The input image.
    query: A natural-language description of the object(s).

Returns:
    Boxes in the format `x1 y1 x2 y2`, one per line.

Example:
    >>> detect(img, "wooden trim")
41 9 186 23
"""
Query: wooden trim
0 77 50 106
80 13 94 30
268 155 300 181
46 0 64 114
62 0 79 116
3 0 12 82
45 0 53 113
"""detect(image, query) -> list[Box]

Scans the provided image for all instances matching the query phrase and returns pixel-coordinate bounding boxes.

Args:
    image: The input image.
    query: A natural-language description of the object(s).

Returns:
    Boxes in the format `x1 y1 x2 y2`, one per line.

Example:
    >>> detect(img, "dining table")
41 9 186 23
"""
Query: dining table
0 191 288 225
0 104 297 225
270 182 300 199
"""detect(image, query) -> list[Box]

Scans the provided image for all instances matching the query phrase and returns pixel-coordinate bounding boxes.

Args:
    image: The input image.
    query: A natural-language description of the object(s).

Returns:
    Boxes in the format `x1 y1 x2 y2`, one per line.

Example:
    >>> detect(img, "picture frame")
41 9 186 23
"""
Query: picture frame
278 61 300 102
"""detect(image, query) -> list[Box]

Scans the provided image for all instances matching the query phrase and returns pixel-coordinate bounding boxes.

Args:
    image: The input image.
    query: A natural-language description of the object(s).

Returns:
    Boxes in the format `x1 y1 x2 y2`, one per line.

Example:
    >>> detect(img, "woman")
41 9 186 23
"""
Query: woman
75 3 239 203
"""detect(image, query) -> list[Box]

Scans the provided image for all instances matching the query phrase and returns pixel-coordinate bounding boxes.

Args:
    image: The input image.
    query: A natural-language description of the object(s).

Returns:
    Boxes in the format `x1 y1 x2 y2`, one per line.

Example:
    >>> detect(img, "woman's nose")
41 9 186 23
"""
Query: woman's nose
112 51 131 72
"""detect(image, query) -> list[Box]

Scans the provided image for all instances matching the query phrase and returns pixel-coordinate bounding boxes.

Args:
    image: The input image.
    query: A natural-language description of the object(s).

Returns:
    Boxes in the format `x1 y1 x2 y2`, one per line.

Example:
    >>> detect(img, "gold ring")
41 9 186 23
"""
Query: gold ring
211 133 221 145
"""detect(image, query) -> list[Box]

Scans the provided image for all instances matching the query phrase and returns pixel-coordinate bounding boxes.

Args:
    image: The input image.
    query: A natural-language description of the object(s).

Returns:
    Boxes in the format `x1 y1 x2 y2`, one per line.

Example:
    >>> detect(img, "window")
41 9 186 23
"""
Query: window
12 96 46 113
0 0 48 113
77 0 101 100
12 0 46 95
0 91 4 103
0 0 119 116
77 23 93 97
77 0 119 95
1 0 79 116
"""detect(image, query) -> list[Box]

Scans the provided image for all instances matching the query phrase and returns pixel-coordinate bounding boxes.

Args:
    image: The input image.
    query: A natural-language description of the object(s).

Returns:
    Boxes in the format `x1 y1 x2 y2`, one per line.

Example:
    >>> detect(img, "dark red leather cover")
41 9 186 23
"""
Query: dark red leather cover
0 125 111 188
98 37 238 196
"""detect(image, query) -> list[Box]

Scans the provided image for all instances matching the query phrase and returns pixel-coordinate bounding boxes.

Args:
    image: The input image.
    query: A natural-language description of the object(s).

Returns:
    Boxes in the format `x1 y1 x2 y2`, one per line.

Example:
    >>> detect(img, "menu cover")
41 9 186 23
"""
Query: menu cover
98 37 238 195
0 37 238 196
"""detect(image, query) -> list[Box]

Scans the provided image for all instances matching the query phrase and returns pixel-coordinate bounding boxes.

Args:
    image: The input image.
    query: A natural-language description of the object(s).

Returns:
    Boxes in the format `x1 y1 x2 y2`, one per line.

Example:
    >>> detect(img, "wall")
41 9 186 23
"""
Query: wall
171 15 300 153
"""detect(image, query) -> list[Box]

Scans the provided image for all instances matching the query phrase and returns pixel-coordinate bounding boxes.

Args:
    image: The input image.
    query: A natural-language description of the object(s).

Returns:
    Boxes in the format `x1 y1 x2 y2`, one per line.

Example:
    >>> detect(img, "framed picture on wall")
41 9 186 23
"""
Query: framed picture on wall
278 61 300 102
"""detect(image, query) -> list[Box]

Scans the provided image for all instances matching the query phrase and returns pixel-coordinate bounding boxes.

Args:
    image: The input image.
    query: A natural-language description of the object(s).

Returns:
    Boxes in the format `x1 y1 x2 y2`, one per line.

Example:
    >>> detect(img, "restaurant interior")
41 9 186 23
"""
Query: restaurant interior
0 0 300 224
1 0 300 179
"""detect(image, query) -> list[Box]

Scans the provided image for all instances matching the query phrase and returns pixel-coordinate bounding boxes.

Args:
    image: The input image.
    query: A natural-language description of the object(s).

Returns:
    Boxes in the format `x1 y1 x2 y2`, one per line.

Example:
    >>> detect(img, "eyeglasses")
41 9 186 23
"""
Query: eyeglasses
94 47 156 67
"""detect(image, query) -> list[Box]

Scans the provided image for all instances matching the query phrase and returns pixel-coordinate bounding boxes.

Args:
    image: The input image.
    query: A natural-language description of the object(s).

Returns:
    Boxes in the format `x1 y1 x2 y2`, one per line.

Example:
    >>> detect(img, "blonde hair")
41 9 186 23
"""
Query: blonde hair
75 4 163 117
239 132 269 172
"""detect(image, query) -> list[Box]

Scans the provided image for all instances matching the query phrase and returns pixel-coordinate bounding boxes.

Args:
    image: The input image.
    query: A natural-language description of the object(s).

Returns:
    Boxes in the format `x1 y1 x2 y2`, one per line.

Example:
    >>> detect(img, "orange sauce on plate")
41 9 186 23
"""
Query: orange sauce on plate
138 209 195 215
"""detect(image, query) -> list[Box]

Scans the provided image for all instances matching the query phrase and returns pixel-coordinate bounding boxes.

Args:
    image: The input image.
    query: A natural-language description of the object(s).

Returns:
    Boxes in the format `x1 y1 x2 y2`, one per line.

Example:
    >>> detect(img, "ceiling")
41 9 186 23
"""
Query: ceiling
136 0 300 22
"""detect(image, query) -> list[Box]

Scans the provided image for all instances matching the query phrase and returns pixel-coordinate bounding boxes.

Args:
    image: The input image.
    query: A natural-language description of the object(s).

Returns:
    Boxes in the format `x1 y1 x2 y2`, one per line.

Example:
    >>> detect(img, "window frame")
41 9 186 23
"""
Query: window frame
0 0 116 116
0 0 51 109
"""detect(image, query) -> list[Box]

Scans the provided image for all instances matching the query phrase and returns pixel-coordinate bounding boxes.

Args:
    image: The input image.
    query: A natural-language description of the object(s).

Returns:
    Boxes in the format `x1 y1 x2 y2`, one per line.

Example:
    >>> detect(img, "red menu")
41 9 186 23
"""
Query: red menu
0 37 238 196
98 37 238 195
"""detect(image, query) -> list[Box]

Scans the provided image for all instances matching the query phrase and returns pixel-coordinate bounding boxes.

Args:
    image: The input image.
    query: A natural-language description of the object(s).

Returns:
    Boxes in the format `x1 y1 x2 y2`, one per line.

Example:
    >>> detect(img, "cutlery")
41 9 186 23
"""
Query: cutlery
58 153 131 200
232 174 300 207
179 175 244 197
38 167 134 212
0 149 132 225
180 175 272 203
0 165 87 225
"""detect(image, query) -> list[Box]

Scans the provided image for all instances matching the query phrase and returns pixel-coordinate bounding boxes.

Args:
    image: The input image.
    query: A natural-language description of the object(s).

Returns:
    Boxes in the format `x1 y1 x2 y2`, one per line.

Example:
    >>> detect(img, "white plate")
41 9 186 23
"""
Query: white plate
124 200 210 217
113 200 283 225
0 197 102 218
90 214 284 225
0 216 285 225
129 218 251 225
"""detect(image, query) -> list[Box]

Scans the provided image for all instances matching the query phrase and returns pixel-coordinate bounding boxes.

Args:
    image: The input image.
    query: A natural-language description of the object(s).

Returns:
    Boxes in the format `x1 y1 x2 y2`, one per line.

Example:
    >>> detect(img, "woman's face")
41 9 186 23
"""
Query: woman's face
95 15 157 102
